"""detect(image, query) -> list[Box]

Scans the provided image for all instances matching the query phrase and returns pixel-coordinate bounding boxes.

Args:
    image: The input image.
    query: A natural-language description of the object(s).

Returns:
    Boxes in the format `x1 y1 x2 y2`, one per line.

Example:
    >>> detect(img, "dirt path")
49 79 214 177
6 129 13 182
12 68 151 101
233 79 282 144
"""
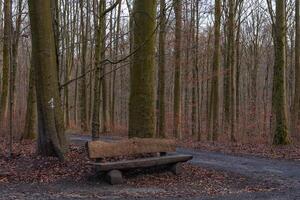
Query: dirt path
178 148 300 182
1 135 299 199
177 148 300 200
71 134 300 199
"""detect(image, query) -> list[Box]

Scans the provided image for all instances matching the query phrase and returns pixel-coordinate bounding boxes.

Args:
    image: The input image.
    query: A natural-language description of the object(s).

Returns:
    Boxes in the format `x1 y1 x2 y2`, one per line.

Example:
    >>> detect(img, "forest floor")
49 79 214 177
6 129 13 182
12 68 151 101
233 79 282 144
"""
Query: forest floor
0 134 299 199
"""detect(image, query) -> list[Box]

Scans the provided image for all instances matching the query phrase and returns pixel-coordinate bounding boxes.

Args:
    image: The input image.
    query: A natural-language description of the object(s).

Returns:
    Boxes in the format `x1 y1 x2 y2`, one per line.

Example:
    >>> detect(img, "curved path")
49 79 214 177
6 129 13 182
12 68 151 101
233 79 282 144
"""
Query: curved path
177 148 300 200
1 135 299 199
71 135 300 199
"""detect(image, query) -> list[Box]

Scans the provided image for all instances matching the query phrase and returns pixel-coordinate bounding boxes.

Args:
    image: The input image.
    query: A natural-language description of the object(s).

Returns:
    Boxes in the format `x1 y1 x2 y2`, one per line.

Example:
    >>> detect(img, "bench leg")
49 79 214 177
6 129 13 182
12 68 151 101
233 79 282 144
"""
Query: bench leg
170 162 183 175
106 170 123 185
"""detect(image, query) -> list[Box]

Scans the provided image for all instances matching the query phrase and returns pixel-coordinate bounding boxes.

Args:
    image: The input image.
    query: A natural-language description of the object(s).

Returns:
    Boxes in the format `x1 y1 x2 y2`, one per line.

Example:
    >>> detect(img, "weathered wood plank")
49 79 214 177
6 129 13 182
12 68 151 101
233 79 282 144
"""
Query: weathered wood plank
87 138 176 159
88 154 192 171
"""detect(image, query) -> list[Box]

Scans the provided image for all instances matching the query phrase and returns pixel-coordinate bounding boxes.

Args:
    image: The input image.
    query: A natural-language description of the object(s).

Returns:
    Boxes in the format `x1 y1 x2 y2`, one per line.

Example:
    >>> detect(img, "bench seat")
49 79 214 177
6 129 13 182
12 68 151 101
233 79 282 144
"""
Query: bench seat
86 139 193 185
88 154 192 172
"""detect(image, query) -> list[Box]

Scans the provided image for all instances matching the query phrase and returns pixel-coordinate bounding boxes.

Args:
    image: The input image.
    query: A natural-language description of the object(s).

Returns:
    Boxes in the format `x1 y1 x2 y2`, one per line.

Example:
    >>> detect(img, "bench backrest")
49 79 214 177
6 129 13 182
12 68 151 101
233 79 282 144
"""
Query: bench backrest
86 138 176 159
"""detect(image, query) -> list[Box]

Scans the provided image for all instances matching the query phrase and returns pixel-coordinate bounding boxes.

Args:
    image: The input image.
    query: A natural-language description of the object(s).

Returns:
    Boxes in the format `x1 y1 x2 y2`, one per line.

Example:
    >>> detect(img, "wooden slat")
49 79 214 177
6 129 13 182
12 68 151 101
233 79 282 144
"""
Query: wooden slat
88 154 193 171
87 138 176 159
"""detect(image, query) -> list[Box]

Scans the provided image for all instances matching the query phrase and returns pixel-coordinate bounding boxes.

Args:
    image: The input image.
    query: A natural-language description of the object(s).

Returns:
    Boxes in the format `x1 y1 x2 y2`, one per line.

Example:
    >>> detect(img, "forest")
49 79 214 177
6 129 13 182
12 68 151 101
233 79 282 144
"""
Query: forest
0 0 299 199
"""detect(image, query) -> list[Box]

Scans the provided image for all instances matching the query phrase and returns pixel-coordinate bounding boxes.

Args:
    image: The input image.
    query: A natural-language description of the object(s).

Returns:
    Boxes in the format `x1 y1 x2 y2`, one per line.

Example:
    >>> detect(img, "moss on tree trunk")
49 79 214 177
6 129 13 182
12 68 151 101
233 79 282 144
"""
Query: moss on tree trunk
23 58 37 140
129 0 156 138
28 0 67 160
208 0 221 141
272 0 290 145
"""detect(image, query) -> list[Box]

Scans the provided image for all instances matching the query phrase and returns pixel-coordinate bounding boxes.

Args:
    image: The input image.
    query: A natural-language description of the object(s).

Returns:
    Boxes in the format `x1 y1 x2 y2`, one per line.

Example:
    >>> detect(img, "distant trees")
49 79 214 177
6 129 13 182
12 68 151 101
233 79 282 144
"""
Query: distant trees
128 0 156 138
1 0 299 152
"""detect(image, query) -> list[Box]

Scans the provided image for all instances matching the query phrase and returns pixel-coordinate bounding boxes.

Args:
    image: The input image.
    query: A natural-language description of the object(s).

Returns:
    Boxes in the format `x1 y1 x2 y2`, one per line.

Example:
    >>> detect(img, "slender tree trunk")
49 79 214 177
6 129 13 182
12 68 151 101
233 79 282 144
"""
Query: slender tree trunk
80 0 87 131
173 0 182 139
101 1 108 133
92 0 103 140
236 12 241 134
128 0 156 138
234 1 243 135
157 0 166 138
0 0 11 122
227 0 237 142
11 0 23 108
111 2 122 132
208 0 221 141
292 0 300 137
191 1 197 137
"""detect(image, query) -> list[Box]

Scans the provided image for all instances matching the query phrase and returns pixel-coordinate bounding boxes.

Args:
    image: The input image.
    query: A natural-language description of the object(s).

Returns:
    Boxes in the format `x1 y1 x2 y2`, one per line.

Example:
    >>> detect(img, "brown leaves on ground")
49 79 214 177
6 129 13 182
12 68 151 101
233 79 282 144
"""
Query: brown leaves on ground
181 140 300 160
125 164 276 198
0 140 93 184
0 139 277 199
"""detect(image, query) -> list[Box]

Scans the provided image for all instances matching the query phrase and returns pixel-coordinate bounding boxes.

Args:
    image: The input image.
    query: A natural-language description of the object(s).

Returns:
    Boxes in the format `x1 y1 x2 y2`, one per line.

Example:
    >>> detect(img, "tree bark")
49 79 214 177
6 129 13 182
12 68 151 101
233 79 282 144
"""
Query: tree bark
157 0 166 138
28 0 67 159
128 0 156 138
23 57 37 140
92 0 105 140
292 0 300 137
0 0 11 122
80 0 88 131
208 0 221 141
272 0 290 145
173 0 182 139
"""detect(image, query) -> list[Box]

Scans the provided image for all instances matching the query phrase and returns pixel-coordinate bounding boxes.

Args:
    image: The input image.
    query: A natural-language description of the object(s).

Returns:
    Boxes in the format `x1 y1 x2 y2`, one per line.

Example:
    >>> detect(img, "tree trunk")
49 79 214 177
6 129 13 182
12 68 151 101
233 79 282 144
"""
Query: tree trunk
157 0 166 138
23 57 37 140
292 0 300 137
208 0 221 141
173 0 182 139
111 2 122 132
191 1 197 137
128 0 156 138
227 0 237 142
92 0 105 140
0 0 11 122
272 0 290 145
11 0 23 107
80 0 88 131
101 0 108 134
28 0 67 160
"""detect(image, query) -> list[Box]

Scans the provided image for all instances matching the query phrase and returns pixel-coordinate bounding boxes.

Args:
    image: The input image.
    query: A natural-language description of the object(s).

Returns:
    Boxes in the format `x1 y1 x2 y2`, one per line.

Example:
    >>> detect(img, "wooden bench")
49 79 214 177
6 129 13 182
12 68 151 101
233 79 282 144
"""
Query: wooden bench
86 139 193 185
